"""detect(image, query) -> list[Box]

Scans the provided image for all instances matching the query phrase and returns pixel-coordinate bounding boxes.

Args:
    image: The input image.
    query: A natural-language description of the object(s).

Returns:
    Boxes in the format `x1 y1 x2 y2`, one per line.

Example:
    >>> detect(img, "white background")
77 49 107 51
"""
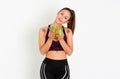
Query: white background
0 0 120 79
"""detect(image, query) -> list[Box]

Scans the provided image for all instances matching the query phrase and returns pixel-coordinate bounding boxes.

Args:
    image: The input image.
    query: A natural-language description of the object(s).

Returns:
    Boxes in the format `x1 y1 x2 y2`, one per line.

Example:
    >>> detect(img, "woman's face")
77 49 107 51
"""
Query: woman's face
55 9 71 24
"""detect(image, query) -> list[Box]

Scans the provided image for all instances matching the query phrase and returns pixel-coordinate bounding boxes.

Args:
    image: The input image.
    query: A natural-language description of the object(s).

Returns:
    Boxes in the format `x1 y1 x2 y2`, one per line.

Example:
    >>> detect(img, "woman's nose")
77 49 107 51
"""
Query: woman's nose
60 16 64 20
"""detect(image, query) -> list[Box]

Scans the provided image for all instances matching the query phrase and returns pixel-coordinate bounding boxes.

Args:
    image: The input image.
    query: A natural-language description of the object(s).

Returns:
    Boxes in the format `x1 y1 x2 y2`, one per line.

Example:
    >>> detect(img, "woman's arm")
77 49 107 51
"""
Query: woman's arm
59 28 73 56
38 27 53 55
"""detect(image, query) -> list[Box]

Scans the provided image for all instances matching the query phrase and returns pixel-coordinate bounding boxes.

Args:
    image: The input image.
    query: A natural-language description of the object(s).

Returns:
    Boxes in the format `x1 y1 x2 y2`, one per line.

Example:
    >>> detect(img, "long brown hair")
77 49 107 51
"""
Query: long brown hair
58 7 76 35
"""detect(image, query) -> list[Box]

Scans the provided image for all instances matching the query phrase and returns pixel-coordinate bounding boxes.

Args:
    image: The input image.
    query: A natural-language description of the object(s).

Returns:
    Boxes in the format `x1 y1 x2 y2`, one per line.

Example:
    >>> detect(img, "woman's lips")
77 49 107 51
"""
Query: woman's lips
58 18 62 22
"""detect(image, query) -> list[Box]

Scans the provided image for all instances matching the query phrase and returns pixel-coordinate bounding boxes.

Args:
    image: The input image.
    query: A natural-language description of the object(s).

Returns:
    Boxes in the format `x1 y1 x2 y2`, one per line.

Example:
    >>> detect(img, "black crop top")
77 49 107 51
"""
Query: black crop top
45 24 67 51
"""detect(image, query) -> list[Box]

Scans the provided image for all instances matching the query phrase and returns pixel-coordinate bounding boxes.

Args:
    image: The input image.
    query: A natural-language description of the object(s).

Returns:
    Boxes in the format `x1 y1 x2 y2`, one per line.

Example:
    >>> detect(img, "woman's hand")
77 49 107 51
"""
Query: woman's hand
48 30 57 41
48 29 64 41
57 32 64 40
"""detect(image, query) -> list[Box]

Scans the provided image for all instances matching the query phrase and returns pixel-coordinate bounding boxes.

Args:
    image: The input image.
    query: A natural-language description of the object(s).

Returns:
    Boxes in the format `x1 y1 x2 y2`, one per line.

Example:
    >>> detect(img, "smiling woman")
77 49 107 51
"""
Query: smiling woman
38 7 76 79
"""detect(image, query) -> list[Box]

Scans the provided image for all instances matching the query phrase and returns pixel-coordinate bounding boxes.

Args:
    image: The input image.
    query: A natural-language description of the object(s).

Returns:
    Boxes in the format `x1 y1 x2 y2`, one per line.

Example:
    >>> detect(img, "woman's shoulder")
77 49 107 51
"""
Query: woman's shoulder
64 27 73 35
39 26 48 32
39 26 49 35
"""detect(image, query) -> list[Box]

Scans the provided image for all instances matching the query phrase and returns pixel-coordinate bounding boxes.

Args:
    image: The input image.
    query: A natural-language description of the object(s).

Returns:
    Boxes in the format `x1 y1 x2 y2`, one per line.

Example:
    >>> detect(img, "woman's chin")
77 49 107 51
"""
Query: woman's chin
56 21 62 24
55 20 62 24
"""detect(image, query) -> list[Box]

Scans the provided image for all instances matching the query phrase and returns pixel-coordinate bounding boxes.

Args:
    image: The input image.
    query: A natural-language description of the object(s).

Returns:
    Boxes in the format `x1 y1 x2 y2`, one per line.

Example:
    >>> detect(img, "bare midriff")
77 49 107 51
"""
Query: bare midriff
46 51 67 60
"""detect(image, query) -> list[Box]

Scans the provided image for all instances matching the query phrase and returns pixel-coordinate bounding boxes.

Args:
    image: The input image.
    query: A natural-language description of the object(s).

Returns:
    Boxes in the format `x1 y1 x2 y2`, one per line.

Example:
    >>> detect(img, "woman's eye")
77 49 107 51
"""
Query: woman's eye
65 17 67 19
61 13 63 15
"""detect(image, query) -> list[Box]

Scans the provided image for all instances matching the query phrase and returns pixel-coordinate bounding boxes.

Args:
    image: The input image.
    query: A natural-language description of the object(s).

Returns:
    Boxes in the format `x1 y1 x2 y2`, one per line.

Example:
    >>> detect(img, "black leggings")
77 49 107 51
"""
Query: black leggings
40 57 70 79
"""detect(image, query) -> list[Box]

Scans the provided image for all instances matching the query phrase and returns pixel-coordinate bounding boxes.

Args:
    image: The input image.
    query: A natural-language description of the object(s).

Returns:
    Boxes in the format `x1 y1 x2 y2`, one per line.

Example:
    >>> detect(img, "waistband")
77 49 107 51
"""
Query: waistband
43 57 68 65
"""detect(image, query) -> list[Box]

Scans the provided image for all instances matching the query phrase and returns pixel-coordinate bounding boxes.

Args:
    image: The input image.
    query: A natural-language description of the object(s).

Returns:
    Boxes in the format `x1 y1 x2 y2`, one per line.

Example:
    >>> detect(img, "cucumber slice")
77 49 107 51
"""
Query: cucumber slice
51 26 63 35
51 26 56 33
56 27 63 34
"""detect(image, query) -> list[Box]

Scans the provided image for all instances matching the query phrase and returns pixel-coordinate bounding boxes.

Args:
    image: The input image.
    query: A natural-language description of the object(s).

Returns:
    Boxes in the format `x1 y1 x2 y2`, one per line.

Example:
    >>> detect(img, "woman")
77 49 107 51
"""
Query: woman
38 7 75 79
